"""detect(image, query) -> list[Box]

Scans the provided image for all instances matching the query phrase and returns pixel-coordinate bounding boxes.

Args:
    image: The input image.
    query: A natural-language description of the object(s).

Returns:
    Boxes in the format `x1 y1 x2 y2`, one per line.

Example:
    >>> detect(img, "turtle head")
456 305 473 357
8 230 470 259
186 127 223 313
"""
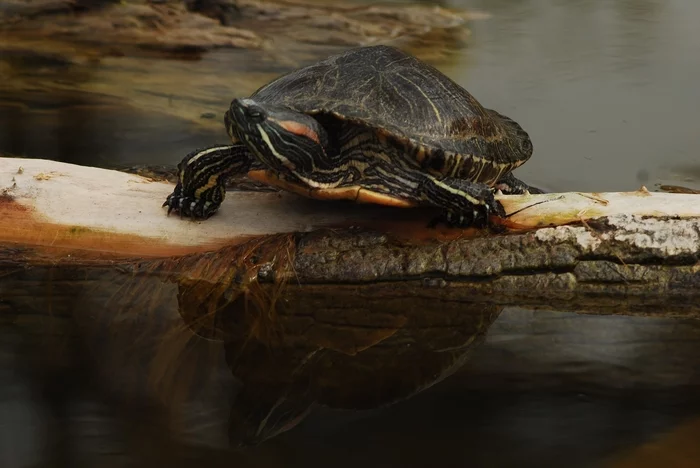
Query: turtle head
510 121 533 160
491 110 533 161
225 98 329 172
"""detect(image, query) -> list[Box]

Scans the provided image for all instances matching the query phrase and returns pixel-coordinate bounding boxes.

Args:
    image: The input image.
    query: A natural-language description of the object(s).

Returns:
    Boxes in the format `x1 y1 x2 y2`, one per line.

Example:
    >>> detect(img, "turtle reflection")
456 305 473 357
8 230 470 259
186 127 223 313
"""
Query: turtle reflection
176 276 500 446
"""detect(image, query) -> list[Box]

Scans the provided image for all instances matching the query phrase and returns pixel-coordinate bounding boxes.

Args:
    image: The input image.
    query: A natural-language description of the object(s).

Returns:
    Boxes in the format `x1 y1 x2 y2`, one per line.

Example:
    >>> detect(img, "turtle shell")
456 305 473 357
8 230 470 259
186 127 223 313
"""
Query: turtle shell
248 45 532 168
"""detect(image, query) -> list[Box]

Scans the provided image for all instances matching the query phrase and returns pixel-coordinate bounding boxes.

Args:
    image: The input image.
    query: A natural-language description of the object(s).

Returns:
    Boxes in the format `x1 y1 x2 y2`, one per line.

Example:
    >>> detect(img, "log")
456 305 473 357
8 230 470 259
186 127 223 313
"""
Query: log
1 156 699 315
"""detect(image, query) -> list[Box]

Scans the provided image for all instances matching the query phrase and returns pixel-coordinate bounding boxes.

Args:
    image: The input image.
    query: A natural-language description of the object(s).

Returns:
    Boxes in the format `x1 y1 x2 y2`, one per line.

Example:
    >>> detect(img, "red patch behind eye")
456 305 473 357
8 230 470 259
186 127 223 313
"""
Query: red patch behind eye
276 120 321 144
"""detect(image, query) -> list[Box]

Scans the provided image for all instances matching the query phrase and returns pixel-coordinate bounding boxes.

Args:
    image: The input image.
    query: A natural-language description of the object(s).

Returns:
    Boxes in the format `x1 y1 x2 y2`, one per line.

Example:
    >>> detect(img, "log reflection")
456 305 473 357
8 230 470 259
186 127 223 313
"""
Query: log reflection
173 260 500 445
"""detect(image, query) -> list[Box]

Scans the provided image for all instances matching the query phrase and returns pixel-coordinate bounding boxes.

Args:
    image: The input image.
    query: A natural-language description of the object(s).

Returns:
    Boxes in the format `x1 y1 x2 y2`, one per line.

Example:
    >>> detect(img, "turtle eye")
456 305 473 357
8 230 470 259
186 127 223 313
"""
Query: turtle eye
520 139 533 154
243 103 267 123
244 105 266 123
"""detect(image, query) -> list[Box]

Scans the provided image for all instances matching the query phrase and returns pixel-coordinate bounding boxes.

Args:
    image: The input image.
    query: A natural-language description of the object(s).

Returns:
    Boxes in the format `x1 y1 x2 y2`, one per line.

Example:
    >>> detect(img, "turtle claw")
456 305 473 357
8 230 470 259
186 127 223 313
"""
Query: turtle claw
494 172 546 195
428 208 481 229
485 191 506 218
428 192 506 230
428 206 485 229
163 184 220 220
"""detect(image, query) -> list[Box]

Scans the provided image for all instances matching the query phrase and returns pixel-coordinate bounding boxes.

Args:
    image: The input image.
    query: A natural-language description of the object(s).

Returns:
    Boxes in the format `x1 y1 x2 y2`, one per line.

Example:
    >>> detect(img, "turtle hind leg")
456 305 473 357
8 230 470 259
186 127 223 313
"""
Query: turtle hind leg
163 144 253 219
494 172 546 195
418 175 506 229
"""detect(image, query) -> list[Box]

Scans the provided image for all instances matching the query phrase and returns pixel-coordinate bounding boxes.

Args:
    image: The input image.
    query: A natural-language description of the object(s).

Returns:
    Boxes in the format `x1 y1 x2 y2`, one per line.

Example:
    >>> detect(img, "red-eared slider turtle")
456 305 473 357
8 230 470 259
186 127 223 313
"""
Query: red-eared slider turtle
163 45 542 227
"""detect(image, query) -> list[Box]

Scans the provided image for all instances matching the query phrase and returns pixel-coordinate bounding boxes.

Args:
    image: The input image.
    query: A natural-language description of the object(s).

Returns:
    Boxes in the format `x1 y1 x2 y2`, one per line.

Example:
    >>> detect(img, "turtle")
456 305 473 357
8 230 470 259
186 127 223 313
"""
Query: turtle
163 45 542 227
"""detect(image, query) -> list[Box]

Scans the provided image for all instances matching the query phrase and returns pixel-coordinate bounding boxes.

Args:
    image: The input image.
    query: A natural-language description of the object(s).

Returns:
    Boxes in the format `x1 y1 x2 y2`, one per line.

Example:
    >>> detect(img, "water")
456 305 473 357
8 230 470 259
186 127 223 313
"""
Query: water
2 0 700 466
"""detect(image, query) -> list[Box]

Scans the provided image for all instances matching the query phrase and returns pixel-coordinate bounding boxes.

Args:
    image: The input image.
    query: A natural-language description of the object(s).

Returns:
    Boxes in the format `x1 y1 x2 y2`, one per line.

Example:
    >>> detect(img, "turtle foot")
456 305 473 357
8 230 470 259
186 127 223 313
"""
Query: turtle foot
494 173 546 195
428 202 506 232
163 184 221 220
427 211 479 229
426 183 507 230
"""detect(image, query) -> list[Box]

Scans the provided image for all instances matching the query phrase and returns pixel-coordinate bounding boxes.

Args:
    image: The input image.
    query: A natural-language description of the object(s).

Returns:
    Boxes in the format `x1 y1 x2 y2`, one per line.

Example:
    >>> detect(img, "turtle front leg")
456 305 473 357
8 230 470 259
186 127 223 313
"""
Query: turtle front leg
163 144 253 219
419 176 506 229
494 172 546 195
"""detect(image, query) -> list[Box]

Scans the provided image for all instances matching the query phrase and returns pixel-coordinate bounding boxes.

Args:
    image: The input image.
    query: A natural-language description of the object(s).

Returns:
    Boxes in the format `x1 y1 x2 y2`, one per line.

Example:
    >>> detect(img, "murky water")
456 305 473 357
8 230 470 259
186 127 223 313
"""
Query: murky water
2 0 700 467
